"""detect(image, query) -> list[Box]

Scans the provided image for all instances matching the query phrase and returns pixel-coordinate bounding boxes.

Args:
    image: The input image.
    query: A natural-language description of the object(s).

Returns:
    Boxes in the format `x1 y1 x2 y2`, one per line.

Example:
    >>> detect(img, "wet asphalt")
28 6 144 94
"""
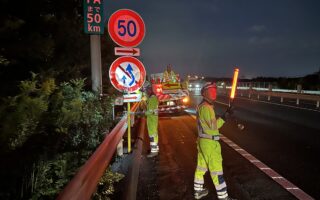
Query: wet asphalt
110 92 320 200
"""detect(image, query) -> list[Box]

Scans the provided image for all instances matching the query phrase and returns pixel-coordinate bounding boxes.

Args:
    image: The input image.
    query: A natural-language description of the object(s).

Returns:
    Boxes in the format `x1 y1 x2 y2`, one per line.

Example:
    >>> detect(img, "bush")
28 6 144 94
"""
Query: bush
0 74 115 199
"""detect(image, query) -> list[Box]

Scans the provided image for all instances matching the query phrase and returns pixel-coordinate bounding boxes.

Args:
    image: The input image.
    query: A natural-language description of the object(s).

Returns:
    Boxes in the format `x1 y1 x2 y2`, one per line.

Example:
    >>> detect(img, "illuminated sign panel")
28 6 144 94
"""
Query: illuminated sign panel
83 0 104 34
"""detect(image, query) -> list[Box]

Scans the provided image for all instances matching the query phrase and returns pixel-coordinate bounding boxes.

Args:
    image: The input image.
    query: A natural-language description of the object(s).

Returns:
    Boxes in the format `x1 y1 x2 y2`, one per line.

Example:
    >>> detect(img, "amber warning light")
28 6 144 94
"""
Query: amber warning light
230 68 239 99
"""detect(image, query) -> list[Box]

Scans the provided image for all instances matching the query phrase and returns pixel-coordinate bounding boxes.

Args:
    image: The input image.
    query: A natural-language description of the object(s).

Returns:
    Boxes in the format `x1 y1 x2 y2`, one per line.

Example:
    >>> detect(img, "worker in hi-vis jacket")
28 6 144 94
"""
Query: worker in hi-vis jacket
194 82 235 200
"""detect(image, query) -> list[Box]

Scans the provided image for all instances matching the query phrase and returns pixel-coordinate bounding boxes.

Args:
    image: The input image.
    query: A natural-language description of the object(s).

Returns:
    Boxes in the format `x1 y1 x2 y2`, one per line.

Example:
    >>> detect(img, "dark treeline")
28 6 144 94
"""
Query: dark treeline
0 0 116 97
0 0 122 199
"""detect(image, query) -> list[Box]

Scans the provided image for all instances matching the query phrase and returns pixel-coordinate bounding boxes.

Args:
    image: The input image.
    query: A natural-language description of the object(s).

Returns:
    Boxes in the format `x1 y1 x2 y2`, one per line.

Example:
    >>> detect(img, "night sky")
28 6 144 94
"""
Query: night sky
104 0 320 78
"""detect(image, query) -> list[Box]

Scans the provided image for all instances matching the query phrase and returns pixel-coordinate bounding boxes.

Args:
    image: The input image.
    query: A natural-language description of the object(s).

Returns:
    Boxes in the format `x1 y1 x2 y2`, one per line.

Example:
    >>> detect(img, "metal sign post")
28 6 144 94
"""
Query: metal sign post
90 35 102 93
127 101 131 153
83 0 104 93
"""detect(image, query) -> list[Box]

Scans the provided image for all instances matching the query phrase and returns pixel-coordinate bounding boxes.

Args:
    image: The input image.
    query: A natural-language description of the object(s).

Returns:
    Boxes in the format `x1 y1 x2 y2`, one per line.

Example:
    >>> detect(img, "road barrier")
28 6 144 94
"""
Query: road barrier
219 86 320 108
57 103 139 200
123 117 146 200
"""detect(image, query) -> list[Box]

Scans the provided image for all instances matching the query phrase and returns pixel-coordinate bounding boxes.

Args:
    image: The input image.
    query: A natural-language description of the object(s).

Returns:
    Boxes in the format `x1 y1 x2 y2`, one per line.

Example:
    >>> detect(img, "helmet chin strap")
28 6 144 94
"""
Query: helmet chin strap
203 96 215 105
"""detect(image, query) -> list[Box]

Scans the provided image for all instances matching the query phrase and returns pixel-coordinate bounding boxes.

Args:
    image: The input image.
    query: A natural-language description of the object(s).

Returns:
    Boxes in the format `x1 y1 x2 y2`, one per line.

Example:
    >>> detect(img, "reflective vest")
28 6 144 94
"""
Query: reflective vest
197 101 225 140
146 95 159 135
146 95 159 116
163 70 177 83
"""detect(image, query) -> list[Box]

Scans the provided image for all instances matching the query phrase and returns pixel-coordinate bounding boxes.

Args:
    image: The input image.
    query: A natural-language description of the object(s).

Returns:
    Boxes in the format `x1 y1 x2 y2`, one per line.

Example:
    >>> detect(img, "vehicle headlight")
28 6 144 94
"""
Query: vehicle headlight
182 97 189 103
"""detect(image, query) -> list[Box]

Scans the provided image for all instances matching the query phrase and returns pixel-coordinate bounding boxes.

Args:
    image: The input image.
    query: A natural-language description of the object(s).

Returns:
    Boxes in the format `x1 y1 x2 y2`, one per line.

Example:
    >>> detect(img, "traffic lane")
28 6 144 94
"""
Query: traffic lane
236 90 320 110
155 113 296 200
213 96 320 199
157 114 198 200
216 95 320 130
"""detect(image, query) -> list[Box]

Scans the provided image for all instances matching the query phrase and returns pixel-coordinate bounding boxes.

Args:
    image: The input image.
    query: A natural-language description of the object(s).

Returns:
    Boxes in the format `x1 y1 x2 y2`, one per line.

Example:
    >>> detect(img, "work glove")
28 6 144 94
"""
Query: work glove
221 106 234 122
221 113 230 122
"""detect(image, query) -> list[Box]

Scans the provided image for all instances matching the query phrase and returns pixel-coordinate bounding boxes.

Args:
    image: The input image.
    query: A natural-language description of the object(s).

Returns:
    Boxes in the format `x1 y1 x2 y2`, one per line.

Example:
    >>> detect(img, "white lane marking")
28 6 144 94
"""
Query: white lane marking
187 113 314 200
219 96 320 113
272 176 283 179
215 100 229 106
219 136 315 200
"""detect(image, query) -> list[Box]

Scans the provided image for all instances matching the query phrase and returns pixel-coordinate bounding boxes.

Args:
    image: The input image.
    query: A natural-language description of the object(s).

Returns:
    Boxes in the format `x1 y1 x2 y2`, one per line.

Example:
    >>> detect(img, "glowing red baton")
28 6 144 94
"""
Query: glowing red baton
230 68 239 99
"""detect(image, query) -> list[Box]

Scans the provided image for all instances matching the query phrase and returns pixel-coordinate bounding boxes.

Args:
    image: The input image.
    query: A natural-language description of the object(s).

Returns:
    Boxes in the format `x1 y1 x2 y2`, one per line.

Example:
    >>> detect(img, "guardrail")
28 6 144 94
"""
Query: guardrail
123 117 146 200
218 86 320 108
57 103 139 200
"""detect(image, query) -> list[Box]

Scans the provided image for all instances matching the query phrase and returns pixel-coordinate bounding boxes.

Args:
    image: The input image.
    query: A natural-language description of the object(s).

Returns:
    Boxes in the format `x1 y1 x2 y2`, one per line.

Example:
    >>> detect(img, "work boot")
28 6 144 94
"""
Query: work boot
147 152 158 158
194 188 209 199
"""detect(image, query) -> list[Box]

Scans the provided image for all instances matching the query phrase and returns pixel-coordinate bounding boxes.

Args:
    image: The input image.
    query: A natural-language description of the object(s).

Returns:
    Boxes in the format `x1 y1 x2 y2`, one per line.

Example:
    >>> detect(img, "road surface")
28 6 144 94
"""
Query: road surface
135 93 319 199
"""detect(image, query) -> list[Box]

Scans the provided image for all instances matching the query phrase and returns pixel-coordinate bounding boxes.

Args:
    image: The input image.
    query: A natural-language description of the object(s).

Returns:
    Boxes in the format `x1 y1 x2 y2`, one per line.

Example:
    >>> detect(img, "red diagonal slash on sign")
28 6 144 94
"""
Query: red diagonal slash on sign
118 64 139 84
115 47 140 56
124 96 137 100
118 65 132 79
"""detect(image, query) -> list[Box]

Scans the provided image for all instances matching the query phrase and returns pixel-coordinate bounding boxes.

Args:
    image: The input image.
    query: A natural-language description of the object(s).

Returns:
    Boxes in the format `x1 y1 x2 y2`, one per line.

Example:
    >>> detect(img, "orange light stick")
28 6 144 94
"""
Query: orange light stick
230 68 239 99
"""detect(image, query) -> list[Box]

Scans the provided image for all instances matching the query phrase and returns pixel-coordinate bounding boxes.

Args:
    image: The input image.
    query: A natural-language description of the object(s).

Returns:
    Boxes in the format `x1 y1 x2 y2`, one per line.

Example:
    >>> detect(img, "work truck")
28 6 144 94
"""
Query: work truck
149 72 190 113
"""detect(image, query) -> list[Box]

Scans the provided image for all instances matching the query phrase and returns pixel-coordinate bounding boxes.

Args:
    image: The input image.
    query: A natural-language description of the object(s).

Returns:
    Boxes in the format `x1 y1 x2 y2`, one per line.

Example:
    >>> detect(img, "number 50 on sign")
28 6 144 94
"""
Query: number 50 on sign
108 9 145 47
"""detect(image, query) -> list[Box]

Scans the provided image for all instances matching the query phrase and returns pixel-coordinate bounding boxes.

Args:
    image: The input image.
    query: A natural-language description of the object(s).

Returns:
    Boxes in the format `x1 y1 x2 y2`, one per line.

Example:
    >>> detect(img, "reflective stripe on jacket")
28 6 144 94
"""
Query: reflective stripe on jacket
197 101 224 136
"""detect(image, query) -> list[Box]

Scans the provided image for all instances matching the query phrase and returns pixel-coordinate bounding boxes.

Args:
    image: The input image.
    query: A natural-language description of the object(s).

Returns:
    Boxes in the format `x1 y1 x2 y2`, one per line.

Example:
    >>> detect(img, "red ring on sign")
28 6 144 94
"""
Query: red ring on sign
109 56 146 93
108 9 145 47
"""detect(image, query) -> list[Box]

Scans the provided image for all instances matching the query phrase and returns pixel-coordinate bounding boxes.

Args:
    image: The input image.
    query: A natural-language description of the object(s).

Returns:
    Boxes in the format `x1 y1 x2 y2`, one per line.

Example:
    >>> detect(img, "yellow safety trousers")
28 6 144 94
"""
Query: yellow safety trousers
146 95 159 143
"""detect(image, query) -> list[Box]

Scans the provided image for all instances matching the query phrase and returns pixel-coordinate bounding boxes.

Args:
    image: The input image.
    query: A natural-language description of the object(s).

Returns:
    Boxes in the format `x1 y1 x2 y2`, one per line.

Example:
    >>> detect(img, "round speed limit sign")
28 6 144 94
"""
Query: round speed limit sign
108 9 145 47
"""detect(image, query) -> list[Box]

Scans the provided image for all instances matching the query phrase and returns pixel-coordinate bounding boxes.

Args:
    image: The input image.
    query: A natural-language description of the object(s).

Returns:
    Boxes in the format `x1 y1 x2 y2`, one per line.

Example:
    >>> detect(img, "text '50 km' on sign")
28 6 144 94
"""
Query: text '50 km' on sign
83 0 104 34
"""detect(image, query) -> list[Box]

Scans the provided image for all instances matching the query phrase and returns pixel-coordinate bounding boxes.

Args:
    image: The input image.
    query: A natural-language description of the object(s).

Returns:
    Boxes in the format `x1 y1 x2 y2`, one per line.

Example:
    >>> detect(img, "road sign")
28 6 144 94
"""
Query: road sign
123 93 142 103
115 47 140 56
109 56 146 93
83 0 104 34
108 9 145 47
114 97 124 105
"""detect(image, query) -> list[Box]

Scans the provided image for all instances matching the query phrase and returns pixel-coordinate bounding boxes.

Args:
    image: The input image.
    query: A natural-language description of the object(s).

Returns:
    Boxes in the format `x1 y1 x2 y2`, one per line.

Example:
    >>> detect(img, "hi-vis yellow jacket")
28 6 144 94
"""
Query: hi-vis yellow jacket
146 95 159 135
163 70 177 83
197 101 224 136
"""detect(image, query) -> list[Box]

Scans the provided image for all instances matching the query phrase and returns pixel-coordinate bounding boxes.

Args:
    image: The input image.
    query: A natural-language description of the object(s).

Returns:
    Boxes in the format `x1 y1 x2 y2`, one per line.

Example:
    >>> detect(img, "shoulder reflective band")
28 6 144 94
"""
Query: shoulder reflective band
230 68 239 99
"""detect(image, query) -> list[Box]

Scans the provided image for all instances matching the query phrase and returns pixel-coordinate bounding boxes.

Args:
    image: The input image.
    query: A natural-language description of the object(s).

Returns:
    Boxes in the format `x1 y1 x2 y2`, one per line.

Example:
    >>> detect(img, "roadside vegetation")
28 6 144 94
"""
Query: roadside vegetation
0 0 123 199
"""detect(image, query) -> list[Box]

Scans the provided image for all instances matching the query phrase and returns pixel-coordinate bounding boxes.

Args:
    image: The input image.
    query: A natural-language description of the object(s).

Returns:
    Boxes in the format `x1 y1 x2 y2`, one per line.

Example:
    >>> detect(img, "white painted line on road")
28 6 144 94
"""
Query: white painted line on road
215 100 229 106
236 96 320 113
218 136 315 200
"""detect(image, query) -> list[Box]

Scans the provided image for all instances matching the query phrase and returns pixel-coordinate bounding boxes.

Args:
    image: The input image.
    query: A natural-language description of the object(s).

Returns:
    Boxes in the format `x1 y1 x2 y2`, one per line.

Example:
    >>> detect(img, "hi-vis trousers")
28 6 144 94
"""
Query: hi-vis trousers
194 138 228 199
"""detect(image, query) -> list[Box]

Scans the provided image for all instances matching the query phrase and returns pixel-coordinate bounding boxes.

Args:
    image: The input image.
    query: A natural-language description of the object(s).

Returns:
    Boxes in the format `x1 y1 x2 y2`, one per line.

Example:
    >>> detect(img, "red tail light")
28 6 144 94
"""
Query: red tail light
156 86 162 93
152 84 162 94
